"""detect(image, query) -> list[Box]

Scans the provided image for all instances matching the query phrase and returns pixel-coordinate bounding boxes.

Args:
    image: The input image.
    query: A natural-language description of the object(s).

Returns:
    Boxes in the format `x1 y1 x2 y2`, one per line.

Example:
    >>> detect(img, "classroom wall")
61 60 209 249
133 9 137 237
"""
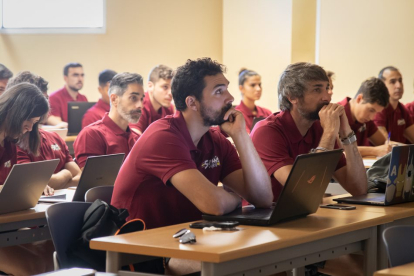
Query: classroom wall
317 0 414 104
222 0 292 112
0 0 223 101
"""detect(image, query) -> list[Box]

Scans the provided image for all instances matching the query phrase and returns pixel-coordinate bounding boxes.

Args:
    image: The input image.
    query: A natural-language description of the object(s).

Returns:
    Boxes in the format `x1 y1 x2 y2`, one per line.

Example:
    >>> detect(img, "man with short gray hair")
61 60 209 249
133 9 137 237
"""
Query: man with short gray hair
0 63 13 95
74 72 144 169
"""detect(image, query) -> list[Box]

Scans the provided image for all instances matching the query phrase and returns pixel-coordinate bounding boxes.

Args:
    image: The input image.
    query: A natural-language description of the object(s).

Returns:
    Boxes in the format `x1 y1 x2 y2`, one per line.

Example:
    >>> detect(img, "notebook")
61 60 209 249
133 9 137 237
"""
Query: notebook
67 102 96 136
203 149 344 226
335 145 414 206
0 159 59 214
39 153 125 203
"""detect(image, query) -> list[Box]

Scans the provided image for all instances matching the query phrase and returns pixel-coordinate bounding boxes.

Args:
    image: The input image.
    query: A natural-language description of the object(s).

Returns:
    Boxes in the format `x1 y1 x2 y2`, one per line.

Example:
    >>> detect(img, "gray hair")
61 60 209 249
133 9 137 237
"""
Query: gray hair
108 72 144 96
278 62 328 111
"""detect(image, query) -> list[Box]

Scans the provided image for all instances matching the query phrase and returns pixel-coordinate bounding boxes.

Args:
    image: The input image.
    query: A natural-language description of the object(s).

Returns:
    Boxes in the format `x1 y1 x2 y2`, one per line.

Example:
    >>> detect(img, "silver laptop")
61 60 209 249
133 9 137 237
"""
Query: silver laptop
0 159 59 215
39 153 125 203
335 145 414 206
203 149 344 226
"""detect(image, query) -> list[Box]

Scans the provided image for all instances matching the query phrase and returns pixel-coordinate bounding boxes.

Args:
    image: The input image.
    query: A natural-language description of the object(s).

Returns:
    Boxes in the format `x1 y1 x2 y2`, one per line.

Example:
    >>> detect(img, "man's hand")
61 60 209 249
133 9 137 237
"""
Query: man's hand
319 104 343 135
220 109 246 138
375 144 392 157
43 185 54 196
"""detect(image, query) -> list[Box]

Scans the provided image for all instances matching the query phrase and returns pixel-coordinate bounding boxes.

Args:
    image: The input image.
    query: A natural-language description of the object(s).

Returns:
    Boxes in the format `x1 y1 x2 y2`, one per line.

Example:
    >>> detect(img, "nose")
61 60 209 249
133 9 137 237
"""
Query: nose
226 90 234 105
396 81 402 88
136 99 143 109
256 85 262 92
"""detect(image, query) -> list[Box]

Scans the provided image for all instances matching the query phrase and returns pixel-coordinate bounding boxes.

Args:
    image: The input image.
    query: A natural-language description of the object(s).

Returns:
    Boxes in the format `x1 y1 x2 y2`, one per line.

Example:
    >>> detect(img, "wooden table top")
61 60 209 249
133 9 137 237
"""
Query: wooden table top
91 207 387 263
374 262 414 276
323 195 414 222
0 204 49 224
65 136 77 142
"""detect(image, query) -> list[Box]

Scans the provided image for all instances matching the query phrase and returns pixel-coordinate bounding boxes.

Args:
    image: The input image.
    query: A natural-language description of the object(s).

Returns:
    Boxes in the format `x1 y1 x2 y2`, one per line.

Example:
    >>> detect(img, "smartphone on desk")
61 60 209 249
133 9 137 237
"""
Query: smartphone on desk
189 221 239 229
320 204 356 210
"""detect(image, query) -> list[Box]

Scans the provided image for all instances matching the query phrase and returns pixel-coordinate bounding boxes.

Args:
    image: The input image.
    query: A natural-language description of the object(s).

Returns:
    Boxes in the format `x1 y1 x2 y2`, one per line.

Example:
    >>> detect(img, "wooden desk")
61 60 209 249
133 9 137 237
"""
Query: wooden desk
91 208 386 275
374 262 414 276
65 136 77 143
0 204 51 247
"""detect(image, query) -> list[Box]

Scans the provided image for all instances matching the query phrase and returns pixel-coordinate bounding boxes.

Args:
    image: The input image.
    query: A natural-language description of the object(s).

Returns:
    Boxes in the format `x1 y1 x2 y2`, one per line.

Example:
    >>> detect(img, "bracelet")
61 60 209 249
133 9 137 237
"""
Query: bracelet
340 131 357 145
309 147 329 153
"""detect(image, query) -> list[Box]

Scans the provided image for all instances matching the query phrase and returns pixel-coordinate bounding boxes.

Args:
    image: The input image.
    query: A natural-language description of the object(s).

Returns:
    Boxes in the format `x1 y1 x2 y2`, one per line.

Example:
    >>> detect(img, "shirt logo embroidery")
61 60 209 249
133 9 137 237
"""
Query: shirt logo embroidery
201 156 221 169
398 119 406 126
358 124 366 133
51 144 61 151
4 160 11 168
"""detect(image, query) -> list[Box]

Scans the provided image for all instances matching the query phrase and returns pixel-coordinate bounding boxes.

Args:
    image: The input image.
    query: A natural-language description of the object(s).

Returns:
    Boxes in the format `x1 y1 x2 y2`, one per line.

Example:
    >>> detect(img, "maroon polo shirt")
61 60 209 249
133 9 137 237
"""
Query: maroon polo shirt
405 101 414 118
82 99 110 128
0 140 16 185
111 111 242 229
338 97 378 146
250 110 346 201
129 92 174 133
49 86 88 122
373 102 413 143
74 113 139 168
17 129 72 173
235 101 272 133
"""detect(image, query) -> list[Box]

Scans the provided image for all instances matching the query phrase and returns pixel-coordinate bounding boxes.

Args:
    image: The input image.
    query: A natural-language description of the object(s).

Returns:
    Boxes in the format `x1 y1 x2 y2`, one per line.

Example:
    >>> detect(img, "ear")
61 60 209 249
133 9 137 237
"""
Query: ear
64 75 68 82
110 93 118 107
147 81 154 92
98 86 104 95
288 96 298 105
185 96 198 111
356 94 363 103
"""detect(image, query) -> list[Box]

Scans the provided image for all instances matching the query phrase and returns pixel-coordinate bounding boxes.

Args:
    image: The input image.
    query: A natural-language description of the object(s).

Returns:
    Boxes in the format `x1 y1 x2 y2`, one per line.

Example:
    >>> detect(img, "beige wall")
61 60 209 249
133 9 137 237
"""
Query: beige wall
291 0 316 64
0 0 223 101
318 0 414 104
223 0 292 112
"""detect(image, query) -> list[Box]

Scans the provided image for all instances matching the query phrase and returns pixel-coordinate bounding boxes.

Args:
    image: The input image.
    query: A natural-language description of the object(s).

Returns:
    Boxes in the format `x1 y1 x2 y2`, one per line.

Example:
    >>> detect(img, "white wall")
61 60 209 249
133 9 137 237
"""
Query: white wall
223 0 293 112
317 0 414 104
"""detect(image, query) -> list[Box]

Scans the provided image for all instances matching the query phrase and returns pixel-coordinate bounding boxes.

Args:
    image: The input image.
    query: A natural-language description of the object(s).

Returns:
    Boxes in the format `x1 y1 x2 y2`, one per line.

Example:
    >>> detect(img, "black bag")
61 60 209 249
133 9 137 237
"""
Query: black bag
67 199 145 271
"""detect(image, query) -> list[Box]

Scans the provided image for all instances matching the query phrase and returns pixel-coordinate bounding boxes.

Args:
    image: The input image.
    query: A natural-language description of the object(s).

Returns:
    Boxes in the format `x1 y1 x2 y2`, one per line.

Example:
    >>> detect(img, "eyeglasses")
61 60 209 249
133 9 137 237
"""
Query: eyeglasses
173 228 196 244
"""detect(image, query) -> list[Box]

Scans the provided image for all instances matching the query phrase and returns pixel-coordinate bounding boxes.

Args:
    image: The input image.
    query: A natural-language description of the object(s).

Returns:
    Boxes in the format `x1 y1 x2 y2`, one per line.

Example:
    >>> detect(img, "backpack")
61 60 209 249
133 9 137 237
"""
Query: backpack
366 152 392 193
67 199 145 271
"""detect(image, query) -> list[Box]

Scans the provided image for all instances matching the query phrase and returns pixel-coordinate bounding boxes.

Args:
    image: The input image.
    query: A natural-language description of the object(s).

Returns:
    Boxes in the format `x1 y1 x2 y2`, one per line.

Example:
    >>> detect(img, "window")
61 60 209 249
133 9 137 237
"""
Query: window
0 0 106 34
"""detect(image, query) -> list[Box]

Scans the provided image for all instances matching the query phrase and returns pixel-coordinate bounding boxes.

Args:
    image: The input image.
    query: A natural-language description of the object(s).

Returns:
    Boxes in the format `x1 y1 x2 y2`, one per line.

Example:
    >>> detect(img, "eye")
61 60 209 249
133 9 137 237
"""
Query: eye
130 96 137 102
215 89 223 94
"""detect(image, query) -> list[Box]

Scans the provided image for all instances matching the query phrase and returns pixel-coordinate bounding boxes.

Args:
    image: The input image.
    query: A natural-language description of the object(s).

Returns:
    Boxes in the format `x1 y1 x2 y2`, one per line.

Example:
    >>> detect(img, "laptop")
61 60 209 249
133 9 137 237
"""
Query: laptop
39 153 125 203
203 149 344 226
0 159 59 214
335 145 414 206
67 102 96 136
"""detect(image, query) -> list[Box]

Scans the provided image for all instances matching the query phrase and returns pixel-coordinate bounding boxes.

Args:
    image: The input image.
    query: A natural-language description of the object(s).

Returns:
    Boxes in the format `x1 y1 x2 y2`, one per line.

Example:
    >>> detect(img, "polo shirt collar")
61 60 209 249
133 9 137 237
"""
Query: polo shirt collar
280 110 314 144
238 101 254 117
102 113 131 136
173 111 198 151
97 99 110 112
62 86 83 101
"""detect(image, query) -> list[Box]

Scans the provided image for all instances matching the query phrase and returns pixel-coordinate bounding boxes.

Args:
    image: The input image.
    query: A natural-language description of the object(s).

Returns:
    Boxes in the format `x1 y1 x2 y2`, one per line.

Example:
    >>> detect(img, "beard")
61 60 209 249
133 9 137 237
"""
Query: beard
200 102 233 126
117 104 142 124
297 100 328 121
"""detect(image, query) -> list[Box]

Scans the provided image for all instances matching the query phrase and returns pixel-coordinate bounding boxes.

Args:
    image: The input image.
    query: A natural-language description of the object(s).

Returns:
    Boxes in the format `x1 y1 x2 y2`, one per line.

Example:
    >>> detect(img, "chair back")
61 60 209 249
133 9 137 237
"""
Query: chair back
85 186 114 203
46 202 92 268
383 225 414 267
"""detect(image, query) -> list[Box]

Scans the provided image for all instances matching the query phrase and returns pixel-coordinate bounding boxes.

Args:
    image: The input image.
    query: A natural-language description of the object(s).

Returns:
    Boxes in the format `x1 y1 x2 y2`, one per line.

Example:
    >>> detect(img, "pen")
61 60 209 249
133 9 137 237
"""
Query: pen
387 132 391 145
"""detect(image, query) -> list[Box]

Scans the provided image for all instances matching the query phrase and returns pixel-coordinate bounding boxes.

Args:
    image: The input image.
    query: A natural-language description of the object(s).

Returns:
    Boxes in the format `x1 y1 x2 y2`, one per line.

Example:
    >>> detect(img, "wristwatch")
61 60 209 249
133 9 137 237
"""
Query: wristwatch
309 147 329 153
340 131 357 145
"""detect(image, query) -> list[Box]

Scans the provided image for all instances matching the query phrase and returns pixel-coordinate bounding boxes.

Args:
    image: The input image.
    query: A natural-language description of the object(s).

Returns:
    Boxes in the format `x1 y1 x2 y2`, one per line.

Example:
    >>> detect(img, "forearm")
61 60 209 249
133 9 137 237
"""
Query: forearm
232 131 273 207
66 172 81 188
358 146 380 157
318 131 336 150
341 143 367 195
47 169 72 189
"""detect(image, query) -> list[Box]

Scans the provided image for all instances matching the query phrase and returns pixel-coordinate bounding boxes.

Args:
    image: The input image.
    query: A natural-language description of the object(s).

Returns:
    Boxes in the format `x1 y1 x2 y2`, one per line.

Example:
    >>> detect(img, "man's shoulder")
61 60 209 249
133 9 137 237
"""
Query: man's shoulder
49 87 65 98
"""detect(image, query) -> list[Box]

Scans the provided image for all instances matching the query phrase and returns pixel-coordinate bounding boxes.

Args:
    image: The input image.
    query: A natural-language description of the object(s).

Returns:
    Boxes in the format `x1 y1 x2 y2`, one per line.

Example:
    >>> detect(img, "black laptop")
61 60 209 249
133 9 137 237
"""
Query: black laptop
203 149 344 226
67 102 96 135
335 145 414 206
39 153 125 203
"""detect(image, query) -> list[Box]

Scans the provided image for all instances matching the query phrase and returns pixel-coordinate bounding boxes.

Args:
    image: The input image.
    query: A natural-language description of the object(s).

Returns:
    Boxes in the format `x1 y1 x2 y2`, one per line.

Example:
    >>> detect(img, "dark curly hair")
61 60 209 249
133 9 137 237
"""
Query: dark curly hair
354 77 389 107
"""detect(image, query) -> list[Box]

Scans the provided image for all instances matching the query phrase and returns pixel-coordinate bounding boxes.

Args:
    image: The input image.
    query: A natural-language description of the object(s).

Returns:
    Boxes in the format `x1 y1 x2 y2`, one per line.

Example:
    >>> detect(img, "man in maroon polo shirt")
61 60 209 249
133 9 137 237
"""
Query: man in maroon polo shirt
82 69 117 128
374 66 414 143
112 58 272 275
251 62 367 276
130 64 174 134
48 62 88 125
7 71 82 189
338 77 391 157
74 72 144 169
